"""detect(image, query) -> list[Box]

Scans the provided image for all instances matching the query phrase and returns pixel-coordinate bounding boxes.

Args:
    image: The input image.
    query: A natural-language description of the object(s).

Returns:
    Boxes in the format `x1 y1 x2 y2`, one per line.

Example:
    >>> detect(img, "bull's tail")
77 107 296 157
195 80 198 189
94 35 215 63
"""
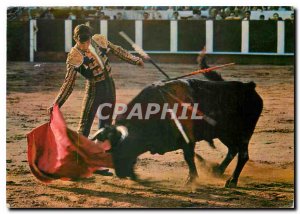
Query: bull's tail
198 53 224 81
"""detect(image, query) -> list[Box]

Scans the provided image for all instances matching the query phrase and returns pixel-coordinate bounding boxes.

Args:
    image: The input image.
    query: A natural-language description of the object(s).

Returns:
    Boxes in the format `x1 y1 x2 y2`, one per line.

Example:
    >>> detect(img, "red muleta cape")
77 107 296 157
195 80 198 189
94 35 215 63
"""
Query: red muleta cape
27 104 113 183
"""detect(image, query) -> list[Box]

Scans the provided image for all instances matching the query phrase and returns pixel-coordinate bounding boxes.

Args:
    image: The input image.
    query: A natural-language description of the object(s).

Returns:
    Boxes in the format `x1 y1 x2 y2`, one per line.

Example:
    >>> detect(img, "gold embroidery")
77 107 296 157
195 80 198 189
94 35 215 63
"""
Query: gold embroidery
108 41 142 65
85 49 104 77
88 44 105 71
54 64 77 107
94 72 112 82
77 80 96 134
66 47 84 68
92 34 108 49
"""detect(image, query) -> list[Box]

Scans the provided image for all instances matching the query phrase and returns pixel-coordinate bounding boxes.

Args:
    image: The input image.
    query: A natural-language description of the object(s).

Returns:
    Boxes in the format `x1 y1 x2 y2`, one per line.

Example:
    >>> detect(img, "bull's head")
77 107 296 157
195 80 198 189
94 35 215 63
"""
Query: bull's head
91 125 138 179
90 125 127 148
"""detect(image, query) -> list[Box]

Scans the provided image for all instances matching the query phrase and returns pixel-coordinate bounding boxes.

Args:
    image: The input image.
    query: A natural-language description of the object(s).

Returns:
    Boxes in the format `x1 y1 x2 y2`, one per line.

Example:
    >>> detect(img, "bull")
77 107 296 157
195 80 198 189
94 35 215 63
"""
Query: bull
93 61 263 188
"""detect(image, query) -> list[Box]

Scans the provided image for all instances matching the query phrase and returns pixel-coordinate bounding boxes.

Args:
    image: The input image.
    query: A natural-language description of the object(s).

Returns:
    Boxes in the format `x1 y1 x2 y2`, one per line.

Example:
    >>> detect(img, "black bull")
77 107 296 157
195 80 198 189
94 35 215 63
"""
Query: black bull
95 79 263 188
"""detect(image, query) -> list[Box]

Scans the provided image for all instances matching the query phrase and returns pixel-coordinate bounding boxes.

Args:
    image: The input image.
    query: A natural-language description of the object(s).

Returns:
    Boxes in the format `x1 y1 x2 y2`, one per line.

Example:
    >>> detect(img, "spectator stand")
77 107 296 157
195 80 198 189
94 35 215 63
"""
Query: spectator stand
7 7 295 63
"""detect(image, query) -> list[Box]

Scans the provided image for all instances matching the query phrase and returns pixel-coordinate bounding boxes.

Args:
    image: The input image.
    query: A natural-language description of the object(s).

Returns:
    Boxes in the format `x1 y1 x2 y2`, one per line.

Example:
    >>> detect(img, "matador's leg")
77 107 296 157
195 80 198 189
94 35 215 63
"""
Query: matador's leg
96 79 116 129
77 80 98 137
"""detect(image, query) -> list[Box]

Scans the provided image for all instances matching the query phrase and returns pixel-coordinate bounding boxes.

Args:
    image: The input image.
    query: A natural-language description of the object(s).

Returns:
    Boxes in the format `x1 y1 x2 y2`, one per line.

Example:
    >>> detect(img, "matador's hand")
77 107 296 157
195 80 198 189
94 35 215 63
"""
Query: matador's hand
137 60 144 68
47 106 53 115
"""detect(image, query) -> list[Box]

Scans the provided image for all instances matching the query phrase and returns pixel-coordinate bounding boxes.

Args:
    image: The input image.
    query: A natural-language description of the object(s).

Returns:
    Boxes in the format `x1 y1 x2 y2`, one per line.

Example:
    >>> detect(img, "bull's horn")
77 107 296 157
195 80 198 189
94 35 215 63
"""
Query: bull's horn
116 126 128 142
90 128 105 141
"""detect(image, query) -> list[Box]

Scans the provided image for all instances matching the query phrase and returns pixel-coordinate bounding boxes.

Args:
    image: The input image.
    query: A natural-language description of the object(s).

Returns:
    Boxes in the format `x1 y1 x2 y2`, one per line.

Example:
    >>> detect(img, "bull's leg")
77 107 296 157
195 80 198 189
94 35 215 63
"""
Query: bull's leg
129 170 137 181
225 142 249 188
182 142 198 184
212 147 238 177
129 160 138 181
195 153 206 163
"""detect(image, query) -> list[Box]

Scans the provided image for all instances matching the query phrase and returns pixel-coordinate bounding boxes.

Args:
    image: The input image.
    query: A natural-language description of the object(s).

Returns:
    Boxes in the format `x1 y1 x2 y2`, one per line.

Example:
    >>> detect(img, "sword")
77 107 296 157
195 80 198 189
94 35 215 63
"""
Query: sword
119 31 170 79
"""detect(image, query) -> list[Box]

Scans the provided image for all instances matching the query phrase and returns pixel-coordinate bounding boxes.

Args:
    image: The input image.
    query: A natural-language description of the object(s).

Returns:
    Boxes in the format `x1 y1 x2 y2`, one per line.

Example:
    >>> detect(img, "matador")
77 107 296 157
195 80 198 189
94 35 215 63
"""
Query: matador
48 24 144 138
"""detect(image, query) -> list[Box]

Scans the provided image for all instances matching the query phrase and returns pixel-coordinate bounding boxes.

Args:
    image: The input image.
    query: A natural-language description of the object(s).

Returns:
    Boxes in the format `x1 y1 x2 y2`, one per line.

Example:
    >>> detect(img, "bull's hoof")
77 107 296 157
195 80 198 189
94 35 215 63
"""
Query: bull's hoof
130 173 138 181
225 178 238 188
185 180 194 186
212 165 224 177
185 175 197 185
185 179 192 185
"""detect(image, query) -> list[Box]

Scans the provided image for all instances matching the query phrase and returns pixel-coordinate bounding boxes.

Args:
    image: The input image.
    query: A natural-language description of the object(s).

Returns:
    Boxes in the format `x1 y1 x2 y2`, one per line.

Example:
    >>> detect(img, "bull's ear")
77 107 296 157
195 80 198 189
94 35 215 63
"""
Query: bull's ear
90 128 105 141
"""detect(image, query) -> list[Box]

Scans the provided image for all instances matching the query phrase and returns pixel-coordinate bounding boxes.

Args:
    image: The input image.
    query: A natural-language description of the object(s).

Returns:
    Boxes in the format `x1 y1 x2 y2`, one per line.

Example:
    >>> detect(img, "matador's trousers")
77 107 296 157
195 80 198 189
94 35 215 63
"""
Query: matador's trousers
77 78 116 137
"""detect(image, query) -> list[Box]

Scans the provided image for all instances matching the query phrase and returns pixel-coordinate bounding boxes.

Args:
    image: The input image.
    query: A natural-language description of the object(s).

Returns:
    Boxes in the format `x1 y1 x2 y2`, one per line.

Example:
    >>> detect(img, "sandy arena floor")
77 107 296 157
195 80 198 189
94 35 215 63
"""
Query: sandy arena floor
6 61 294 208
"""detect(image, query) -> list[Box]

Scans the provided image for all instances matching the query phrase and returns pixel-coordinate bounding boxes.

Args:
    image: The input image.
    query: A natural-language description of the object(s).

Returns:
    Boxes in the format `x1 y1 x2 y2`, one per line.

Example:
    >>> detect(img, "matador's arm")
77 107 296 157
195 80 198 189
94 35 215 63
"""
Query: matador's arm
52 47 84 108
53 64 77 108
92 34 143 65
108 41 143 65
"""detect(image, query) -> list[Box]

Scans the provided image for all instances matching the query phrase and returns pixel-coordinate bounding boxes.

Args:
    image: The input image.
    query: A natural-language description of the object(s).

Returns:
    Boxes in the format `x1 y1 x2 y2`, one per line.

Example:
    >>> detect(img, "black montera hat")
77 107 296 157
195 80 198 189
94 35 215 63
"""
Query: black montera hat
73 24 93 43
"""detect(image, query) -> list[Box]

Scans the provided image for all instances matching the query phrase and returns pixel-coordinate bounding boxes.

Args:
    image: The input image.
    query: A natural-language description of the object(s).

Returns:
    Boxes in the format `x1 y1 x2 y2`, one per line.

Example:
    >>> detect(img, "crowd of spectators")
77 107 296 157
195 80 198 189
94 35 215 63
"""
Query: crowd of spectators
8 6 294 21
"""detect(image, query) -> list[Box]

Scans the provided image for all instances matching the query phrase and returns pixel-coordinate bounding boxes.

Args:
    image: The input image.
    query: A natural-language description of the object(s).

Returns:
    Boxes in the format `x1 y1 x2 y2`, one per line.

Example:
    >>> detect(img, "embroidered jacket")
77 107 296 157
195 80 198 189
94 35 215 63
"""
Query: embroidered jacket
53 34 142 107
